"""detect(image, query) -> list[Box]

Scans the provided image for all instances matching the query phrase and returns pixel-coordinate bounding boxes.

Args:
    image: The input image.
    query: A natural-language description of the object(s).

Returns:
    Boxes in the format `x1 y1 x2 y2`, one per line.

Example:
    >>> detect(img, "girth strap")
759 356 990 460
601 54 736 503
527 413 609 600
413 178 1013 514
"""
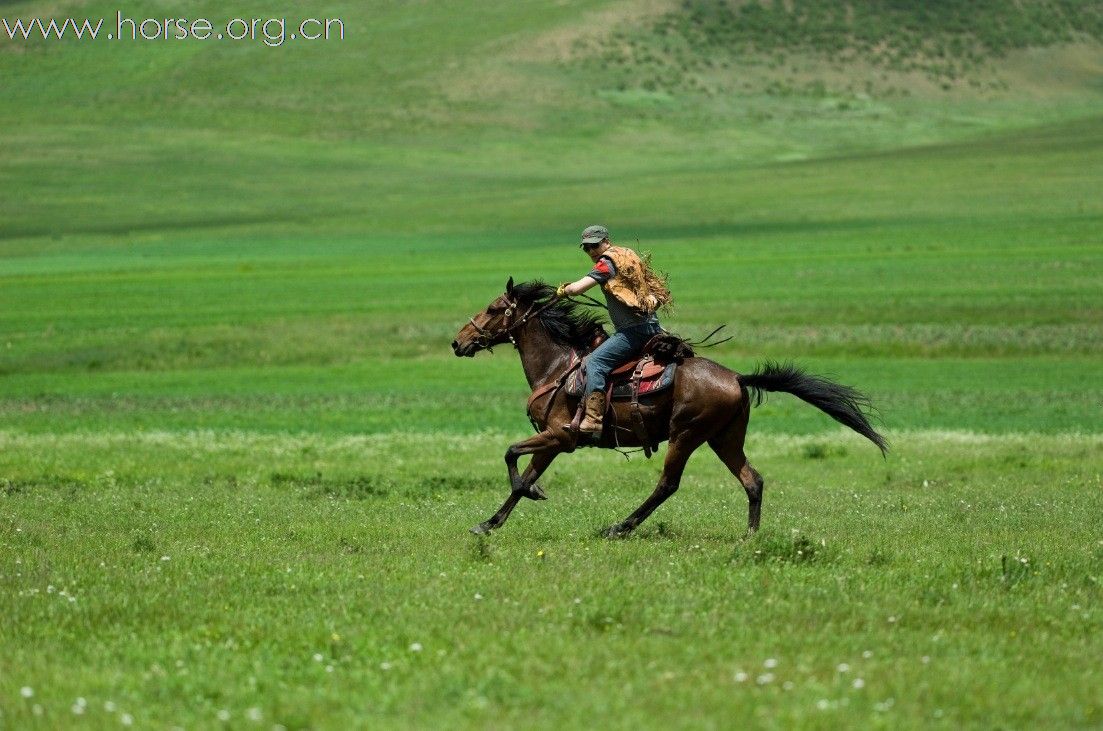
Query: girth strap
628 357 653 458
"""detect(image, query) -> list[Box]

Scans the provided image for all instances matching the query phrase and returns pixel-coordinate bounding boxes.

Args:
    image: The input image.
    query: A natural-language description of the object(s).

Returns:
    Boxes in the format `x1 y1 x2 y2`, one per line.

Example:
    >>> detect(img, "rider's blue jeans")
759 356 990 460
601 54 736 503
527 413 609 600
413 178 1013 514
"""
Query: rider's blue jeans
583 322 662 395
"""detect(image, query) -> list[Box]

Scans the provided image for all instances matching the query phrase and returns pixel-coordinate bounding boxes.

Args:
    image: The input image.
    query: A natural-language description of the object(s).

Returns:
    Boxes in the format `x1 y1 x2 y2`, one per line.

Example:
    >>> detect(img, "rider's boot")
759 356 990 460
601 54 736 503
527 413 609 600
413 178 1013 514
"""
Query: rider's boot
577 391 606 436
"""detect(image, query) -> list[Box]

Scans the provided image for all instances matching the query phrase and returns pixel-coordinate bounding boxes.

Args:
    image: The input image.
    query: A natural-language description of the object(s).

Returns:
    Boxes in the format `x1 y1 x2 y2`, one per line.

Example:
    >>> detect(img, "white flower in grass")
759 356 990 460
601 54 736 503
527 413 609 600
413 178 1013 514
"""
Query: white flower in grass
380 661 393 671
853 678 865 689
246 707 262 721
72 703 85 715
734 671 748 683
816 699 830 710
217 709 230 721
756 673 774 685
409 642 423 653
763 658 778 669
312 653 323 662
837 663 850 673
20 687 33 698
104 700 117 712
121 713 134 726
862 650 873 659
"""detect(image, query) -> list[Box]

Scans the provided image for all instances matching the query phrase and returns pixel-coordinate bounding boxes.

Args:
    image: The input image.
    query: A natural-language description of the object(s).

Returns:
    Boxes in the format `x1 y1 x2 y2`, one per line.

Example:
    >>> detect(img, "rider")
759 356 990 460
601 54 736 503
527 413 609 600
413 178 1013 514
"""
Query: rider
556 225 670 436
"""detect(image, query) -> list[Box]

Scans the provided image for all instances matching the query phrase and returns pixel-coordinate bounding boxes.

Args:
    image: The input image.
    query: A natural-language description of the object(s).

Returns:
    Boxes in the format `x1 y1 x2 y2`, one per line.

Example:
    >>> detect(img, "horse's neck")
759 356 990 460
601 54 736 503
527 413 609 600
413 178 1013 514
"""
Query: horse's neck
514 318 574 389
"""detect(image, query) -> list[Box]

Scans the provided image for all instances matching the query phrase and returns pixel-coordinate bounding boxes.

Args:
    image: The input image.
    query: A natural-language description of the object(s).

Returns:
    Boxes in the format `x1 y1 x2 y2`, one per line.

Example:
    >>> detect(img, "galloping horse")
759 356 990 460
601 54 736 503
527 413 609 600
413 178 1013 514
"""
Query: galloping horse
452 278 887 538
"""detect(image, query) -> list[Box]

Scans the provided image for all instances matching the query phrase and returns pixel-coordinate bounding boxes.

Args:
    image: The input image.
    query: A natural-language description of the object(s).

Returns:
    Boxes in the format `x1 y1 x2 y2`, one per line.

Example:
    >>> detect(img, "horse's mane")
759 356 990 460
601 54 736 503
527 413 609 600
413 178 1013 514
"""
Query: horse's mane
512 280 607 349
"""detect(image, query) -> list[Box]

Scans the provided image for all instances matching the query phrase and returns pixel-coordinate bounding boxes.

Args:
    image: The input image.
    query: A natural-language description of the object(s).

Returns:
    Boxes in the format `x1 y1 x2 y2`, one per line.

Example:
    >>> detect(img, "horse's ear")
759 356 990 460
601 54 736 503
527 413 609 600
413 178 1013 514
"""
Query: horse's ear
506 276 514 293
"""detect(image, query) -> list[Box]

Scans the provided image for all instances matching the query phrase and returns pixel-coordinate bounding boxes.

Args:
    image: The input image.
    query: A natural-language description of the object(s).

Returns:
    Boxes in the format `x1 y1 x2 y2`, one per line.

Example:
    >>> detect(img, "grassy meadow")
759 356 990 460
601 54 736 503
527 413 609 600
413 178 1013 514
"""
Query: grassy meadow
2 0 1102 728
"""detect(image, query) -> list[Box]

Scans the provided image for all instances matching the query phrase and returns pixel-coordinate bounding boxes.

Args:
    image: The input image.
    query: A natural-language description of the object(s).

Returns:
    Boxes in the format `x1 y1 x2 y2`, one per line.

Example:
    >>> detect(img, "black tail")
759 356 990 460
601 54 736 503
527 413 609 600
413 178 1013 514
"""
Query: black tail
740 360 888 456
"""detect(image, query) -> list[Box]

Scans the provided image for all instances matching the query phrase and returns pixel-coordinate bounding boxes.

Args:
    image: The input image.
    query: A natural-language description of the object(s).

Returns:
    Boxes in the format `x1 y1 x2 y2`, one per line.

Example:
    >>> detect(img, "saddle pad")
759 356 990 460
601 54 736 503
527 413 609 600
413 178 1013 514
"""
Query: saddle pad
566 359 677 400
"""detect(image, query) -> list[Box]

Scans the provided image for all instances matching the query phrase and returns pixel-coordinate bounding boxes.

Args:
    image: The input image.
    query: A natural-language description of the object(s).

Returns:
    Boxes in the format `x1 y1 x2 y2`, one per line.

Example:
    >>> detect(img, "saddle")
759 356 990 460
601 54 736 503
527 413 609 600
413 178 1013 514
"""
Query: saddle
564 331 691 400
565 357 675 400
526 332 695 459
567 333 693 458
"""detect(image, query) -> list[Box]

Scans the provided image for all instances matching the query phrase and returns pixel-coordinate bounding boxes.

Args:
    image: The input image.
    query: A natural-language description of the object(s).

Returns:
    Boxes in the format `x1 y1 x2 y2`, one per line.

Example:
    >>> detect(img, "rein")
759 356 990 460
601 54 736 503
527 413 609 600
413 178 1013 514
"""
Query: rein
468 294 592 352
688 324 733 348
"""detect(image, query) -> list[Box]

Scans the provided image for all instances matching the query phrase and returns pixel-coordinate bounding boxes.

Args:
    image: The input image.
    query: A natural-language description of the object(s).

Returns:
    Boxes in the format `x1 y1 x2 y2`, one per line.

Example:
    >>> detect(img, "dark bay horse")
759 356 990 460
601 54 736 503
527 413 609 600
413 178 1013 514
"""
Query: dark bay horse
452 278 887 538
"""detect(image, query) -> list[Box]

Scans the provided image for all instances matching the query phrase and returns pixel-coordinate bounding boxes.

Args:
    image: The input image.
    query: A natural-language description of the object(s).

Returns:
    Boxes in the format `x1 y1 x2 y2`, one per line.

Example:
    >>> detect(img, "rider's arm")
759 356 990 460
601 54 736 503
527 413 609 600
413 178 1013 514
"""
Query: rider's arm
558 256 614 298
561 276 601 297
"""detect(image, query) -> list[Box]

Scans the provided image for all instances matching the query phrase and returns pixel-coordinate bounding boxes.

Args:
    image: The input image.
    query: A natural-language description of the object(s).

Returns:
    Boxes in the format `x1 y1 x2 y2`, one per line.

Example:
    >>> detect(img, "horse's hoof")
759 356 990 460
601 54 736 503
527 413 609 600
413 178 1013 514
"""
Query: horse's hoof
525 483 548 501
469 522 494 535
604 524 631 539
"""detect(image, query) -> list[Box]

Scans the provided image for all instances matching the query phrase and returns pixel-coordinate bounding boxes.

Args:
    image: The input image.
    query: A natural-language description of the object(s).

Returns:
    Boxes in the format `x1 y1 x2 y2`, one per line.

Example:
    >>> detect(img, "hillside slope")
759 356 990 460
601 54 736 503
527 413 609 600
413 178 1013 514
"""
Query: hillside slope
0 0 1100 241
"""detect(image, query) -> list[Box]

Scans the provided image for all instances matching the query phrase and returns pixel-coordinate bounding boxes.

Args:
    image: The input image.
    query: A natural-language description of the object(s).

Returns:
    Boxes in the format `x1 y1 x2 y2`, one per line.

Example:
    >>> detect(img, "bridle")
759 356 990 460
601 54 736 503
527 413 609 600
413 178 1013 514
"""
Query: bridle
466 294 556 352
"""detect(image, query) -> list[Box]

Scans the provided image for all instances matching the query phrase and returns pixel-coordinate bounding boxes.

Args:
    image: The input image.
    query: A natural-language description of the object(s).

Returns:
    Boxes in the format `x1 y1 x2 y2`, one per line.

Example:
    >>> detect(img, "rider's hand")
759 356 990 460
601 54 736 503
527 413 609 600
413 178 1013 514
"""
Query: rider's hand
556 283 569 298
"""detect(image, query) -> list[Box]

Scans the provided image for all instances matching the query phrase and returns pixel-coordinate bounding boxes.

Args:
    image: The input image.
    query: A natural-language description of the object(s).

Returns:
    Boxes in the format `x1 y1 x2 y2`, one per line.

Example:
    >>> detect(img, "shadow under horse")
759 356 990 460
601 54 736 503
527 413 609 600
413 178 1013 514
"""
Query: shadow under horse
452 278 888 538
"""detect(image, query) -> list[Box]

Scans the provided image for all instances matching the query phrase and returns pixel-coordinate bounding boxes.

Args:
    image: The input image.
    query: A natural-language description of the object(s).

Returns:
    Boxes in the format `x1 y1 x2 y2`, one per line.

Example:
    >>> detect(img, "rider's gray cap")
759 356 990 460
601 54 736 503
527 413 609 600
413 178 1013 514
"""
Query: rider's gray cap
581 225 609 244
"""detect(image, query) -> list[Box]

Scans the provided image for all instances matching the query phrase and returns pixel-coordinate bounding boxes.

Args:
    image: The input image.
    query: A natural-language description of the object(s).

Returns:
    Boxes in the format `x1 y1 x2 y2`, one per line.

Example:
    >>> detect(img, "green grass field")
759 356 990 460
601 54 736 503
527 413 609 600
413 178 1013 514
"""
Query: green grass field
2 1 1102 728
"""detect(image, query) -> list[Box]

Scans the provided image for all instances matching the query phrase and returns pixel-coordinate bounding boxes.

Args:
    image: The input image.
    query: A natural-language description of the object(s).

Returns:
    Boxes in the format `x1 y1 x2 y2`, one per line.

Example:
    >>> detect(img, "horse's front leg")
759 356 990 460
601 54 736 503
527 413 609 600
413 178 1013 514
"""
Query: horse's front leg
507 429 568 496
469 452 555 535
516 452 551 500
470 431 565 534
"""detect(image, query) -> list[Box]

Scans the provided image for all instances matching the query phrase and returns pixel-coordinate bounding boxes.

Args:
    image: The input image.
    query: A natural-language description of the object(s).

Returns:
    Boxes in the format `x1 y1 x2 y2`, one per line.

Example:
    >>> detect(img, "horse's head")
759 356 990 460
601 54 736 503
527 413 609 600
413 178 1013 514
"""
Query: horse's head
452 277 524 357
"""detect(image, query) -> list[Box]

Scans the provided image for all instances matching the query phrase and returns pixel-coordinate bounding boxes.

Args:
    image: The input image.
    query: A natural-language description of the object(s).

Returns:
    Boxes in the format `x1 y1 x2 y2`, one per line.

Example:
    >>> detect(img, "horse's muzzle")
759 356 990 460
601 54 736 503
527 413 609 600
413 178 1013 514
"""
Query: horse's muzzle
452 340 476 357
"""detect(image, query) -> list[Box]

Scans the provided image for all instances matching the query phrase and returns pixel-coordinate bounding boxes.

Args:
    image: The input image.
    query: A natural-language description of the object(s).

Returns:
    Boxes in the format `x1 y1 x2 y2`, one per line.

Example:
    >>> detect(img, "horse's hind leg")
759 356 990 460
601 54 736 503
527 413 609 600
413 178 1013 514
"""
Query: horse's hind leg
708 417 764 535
738 463 764 534
605 433 704 538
